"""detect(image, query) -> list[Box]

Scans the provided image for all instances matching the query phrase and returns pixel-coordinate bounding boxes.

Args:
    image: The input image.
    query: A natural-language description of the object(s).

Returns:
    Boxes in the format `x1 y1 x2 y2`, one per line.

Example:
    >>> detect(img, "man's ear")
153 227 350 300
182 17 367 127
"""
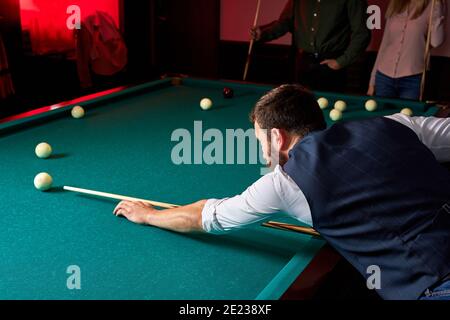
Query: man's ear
271 128 289 151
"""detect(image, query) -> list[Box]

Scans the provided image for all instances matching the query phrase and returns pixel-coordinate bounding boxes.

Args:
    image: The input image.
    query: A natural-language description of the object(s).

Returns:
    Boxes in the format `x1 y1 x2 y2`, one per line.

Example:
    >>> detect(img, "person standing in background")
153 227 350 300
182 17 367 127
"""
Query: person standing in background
368 0 446 100
250 0 371 93
75 11 128 92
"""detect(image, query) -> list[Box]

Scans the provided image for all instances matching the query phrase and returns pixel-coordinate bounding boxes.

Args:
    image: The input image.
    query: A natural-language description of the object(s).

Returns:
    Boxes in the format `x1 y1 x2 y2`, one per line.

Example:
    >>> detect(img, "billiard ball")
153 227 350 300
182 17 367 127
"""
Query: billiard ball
223 87 234 99
34 172 53 191
200 98 213 110
71 106 85 119
334 100 347 112
401 108 413 116
365 99 378 112
35 142 52 159
317 97 329 109
330 109 343 121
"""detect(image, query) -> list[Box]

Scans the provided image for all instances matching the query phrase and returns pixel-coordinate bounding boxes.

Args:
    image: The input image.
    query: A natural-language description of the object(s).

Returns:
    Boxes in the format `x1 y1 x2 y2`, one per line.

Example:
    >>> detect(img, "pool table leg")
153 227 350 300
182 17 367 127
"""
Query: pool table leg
282 245 384 300
434 103 450 118
281 244 341 300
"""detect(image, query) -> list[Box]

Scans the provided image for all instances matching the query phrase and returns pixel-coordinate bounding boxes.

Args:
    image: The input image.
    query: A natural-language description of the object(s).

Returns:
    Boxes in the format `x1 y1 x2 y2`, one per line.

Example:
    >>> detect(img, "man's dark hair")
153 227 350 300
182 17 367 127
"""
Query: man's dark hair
250 84 327 137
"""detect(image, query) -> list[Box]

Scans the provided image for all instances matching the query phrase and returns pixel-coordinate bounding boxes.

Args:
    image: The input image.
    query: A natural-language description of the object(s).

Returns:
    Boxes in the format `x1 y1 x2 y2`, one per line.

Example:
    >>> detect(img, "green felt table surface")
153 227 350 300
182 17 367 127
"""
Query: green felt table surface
0 78 437 300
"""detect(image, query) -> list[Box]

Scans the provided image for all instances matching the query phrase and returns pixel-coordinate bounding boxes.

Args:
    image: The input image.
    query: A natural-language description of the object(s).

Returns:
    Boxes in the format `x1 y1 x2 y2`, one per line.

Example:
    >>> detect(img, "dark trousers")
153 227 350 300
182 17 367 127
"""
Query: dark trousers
295 51 347 93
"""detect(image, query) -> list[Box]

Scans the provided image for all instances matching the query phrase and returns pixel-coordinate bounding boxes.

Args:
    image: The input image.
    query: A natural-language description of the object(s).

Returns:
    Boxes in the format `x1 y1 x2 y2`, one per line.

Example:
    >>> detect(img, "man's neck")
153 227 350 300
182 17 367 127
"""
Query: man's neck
281 135 303 164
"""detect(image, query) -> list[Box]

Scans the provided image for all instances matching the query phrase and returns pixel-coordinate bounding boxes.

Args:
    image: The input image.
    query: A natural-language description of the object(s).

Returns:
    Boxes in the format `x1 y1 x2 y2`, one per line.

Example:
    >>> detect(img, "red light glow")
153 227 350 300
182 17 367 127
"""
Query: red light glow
20 0 119 55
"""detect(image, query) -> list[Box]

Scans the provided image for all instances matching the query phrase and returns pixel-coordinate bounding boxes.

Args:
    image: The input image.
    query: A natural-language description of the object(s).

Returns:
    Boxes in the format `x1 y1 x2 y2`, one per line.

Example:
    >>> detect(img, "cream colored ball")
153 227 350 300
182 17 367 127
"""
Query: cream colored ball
401 108 414 117
200 98 213 110
71 106 85 119
330 109 343 122
35 142 52 159
317 97 329 110
334 100 347 112
365 99 378 112
34 172 53 191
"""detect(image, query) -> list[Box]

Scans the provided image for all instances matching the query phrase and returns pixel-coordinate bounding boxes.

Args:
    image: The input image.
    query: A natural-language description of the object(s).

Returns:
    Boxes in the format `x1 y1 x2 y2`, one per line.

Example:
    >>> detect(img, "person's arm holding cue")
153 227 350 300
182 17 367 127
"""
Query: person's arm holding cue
251 0 294 42
114 165 311 234
114 113 450 234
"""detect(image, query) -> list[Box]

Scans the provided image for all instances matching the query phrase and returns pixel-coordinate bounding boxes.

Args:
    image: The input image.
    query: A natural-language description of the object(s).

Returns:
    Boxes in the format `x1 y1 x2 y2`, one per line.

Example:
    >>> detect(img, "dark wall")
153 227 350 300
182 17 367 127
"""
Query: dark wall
155 0 220 78
428 57 450 101
122 0 158 81
0 0 22 87
122 0 221 79
219 41 295 84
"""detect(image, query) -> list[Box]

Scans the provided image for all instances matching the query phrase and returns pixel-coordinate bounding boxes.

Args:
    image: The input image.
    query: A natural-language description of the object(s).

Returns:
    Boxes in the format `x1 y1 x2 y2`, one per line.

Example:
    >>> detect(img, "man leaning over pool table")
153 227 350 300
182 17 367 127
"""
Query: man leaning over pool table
114 85 450 300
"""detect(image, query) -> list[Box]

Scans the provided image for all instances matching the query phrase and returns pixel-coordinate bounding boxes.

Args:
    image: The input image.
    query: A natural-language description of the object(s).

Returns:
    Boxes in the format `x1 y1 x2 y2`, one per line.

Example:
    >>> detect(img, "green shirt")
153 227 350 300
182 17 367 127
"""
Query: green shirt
259 0 371 68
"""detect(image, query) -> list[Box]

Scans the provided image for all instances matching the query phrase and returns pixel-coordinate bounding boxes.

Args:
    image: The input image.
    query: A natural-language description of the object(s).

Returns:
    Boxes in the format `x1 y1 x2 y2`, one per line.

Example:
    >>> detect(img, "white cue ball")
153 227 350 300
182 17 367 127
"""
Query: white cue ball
330 109 343 122
71 106 85 119
334 100 347 112
34 172 53 191
365 99 378 112
317 97 329 109
401 108 414 117
35 142 52 159
200 98 213 110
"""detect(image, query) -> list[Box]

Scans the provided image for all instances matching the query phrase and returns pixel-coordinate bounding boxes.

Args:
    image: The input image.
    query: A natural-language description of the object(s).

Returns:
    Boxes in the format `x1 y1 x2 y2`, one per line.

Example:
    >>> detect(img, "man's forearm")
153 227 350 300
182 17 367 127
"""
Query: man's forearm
258 0 294 42
147 200 207 233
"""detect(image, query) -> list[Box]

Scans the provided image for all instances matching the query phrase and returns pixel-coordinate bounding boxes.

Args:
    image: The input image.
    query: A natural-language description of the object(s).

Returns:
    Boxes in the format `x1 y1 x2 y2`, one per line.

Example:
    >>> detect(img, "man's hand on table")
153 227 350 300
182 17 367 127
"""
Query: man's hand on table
114 201 156 225
113 200 207 233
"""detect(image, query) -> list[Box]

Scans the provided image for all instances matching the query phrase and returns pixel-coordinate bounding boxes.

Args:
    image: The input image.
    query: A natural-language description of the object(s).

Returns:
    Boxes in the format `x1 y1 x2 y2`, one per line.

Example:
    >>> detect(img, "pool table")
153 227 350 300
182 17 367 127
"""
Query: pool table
0 77 439 300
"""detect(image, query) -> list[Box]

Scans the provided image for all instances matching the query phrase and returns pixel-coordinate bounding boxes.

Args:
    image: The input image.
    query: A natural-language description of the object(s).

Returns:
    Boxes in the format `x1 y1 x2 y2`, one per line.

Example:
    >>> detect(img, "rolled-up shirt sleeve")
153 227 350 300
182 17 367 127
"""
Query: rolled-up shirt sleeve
201 165 313 234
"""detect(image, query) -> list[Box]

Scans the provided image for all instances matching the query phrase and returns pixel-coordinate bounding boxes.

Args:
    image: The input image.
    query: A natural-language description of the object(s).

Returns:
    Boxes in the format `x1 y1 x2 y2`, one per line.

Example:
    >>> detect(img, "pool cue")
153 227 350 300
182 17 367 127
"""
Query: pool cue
263 221 321 237
243 0 262 81
63 186 179 209
420 0 437 101
63 185 318 236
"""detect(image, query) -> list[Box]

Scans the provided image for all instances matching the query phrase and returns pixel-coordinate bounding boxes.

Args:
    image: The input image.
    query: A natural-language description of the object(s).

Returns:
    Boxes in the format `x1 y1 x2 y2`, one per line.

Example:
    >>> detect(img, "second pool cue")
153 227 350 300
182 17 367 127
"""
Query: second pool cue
420 0 437 101
243 0 262 81
263 221 321 237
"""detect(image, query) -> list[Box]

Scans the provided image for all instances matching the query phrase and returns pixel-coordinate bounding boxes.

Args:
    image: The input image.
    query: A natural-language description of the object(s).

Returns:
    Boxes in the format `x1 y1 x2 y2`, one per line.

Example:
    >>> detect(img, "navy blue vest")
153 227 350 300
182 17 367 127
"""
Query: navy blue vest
283 117 450 300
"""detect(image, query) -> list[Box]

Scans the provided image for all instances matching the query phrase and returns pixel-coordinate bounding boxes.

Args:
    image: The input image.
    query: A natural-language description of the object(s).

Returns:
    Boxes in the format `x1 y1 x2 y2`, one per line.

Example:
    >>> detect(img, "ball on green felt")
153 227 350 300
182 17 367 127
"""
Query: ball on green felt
34 172 53 191
200 98 213 110
35 142 52 159
330 109 343 122
365 99 378 112
334 100 347 112
71 106 85 119
317 97 329 109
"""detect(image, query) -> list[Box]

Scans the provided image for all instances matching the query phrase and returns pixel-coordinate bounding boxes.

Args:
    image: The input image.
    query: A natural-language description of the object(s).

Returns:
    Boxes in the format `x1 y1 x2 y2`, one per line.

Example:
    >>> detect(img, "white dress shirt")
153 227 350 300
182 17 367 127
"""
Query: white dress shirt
202 114 450 234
